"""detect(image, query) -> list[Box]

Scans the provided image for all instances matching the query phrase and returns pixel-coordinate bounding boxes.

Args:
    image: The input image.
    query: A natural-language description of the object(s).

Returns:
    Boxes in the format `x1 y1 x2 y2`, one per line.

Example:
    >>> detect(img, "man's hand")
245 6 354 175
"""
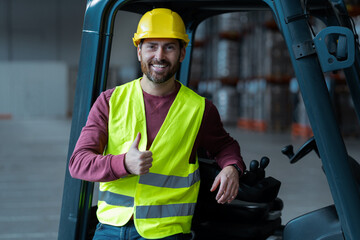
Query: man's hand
210 165 239 204
124 132 153 175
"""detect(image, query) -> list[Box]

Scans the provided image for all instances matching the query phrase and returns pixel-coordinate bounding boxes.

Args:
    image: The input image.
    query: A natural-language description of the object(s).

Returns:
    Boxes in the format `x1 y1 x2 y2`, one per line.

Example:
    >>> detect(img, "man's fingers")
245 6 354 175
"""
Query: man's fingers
139 155 153 166
140 150 152 159
136 150 153 175
212 174 239 204
139 151 153 166
210 175 228 203
211 165 240 204
138 158 153 174
125 134 153 175
218 189 235 204
210 176 220 192
130 132 141 150
217 184 230 203
223 183 239 203
215 179 227 201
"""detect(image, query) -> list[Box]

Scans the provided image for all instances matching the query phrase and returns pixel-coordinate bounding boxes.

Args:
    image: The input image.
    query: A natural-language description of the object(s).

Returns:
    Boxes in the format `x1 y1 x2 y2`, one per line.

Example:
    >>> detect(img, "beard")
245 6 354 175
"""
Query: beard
140 57 181 84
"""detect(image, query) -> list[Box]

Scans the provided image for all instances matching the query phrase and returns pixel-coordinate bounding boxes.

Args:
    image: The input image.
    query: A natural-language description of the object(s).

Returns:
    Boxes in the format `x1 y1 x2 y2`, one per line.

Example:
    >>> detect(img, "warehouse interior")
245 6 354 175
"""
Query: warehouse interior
1 0 360 239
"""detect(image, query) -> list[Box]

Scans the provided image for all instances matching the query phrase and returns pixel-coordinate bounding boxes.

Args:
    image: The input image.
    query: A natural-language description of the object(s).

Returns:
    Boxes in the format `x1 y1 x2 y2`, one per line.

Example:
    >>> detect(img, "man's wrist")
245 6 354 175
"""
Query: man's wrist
230 164 242 175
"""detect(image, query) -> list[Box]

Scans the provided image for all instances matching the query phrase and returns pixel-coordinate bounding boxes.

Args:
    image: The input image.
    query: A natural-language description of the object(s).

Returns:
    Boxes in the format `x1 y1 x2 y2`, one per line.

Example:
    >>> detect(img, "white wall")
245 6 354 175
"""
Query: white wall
0 62 68 119
0 0 85 64
0 1 142 119
0 1 141 66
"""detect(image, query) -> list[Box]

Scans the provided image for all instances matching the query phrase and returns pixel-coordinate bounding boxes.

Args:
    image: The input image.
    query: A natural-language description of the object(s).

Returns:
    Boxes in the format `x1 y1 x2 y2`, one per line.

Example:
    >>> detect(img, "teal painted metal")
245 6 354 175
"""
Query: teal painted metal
314 26 355 72
266 0 360 239
58 1 128 239
59 1 360 239
328 0 360 124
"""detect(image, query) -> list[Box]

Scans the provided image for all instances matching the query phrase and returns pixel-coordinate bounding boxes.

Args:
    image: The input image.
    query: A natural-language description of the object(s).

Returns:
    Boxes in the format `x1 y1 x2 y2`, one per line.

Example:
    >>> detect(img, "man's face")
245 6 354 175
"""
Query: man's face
137 38 186 84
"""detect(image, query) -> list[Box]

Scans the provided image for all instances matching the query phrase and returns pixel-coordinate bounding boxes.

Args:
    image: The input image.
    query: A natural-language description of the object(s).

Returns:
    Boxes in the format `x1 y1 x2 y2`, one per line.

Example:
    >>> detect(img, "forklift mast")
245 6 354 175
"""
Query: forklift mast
59 0 360 239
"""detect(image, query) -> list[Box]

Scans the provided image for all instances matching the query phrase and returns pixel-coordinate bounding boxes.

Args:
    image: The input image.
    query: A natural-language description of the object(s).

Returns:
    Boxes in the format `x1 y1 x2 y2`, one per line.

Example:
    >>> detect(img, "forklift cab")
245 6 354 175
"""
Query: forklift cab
59 0 360 239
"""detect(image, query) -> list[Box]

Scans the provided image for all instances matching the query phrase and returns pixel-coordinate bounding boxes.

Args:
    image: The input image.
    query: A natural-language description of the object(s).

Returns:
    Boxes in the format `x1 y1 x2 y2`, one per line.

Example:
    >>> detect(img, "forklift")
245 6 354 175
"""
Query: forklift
59 0 360 239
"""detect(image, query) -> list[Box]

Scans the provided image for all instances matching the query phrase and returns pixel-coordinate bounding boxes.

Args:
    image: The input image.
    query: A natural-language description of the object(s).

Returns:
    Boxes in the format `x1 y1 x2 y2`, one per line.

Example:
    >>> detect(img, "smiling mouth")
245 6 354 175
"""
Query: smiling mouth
151 63 169 72
152 64 167 68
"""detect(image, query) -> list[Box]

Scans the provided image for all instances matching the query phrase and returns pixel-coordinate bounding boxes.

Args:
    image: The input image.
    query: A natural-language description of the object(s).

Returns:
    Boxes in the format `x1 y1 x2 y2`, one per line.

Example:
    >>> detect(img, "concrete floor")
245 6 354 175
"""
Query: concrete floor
0 119 69 239
0 119 359 239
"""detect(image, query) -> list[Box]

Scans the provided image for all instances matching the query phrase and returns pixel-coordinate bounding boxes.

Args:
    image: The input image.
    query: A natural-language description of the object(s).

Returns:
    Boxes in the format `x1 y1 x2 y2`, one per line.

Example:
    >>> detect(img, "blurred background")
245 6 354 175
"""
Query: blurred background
0 0 141 120
1 0 360 239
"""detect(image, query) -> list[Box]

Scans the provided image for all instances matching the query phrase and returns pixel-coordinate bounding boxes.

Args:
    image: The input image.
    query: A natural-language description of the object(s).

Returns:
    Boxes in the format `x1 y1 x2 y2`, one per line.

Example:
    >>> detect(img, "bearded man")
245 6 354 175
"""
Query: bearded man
69 8 245 240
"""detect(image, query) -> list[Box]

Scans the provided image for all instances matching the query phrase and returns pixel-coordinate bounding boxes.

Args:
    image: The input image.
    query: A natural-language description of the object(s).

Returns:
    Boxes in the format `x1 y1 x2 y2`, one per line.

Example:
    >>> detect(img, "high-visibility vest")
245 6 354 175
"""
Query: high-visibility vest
97 78 205 239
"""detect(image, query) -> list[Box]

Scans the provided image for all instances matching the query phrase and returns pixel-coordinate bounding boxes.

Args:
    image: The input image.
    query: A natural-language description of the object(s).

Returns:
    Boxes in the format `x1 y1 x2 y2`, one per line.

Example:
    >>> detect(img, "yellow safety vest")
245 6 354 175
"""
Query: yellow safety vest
97 78 205 239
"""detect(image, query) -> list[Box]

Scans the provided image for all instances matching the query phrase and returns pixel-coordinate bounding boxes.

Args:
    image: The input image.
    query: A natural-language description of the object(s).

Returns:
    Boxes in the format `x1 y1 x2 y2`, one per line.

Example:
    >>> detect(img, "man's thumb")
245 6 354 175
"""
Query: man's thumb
131 132 141 150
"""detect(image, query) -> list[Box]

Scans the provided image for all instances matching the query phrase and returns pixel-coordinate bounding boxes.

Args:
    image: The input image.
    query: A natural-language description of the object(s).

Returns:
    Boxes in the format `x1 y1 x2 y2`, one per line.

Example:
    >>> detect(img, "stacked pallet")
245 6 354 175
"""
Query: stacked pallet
190 10 359 137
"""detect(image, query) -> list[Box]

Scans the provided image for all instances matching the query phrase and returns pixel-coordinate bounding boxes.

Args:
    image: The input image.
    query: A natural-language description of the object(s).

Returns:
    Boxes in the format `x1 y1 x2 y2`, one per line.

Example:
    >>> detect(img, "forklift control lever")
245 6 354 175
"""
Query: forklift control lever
238 156 280 202
281 136 320 164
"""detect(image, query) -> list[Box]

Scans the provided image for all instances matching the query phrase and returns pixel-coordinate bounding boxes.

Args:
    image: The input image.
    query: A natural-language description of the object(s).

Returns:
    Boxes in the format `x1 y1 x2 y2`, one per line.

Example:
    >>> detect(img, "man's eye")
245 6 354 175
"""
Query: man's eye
147 45 156 50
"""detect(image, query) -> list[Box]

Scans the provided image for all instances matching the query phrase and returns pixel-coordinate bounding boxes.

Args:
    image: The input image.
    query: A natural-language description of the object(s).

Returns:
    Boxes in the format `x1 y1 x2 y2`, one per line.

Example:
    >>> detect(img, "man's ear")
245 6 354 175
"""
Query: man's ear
137 46 142 62
179 47 186 63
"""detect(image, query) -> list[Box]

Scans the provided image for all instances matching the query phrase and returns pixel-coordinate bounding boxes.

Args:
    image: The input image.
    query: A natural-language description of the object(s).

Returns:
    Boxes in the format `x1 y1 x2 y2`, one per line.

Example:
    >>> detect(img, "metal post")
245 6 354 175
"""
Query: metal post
179 30 194 86
58 1 126 239
58 29 100 240
321 0 360 124
267 0 360 239
328 0 360 123
344 54 360 122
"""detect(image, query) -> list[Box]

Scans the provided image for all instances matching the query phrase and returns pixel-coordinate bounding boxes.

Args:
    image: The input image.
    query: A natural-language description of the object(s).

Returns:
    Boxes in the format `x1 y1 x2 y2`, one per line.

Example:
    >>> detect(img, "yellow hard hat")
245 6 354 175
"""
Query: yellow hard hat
133 8 190 47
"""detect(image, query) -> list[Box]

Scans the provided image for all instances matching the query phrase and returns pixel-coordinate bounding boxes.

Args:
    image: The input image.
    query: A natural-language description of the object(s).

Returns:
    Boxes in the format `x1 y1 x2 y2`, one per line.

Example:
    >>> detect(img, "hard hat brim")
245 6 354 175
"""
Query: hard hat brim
133 33 190 48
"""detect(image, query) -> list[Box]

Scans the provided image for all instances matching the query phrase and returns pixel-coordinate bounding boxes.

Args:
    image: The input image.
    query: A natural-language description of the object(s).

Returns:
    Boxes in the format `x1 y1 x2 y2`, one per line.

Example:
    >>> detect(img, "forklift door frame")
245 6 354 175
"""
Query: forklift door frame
59 0 360 239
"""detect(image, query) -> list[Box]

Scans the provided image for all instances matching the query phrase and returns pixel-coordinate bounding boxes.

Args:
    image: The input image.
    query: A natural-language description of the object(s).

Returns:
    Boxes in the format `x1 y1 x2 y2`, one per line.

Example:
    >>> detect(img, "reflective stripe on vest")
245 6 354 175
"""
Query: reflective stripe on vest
136 203 197 219
99 191 134 207
99 191 196 219
97 78 205 238
139 168 200 188
99 168 200 206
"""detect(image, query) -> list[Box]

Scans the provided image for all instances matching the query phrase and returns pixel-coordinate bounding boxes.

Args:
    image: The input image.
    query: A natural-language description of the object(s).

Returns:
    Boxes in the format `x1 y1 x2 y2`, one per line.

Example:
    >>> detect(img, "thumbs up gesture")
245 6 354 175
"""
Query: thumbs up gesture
124 132 153 175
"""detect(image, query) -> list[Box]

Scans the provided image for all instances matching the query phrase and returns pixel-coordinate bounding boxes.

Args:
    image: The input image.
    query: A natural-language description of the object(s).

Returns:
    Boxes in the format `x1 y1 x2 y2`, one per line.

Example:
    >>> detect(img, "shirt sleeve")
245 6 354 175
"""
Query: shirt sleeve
68 89 129 182
198 99 246 174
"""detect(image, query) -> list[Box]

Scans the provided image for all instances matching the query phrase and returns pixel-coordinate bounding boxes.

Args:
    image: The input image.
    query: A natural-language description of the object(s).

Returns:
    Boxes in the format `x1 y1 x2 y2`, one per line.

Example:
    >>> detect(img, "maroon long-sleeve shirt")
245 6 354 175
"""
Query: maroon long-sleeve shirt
69 82 245 182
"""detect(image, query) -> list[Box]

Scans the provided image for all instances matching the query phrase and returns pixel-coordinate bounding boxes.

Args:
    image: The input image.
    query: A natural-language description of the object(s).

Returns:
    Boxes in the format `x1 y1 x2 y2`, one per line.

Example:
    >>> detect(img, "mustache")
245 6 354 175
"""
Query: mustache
150 60 170 65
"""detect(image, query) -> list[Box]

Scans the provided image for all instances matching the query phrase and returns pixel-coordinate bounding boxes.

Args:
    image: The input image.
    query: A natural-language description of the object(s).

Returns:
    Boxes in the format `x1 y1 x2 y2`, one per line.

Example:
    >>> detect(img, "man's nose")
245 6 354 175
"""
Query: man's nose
154 47 165 60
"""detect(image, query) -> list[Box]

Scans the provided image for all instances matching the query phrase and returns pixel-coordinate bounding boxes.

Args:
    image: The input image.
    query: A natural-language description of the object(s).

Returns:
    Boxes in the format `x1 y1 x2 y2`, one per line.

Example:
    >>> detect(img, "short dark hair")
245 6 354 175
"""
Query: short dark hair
178 39 185 49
